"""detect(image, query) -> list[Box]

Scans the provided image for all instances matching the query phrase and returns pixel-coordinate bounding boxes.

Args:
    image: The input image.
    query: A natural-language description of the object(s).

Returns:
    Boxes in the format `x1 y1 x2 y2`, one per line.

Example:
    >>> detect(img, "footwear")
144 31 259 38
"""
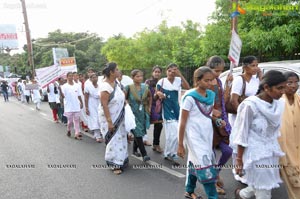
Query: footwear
128 134 134 141
184 192 203 199
171 154 180 166
234 174 247 184
143 155 150 162
164 156 173 161
67 131 71 137
152 145 163 153
164 155 180 165
113 168 122 175
216 176 226 195
234 188 243 199
216 185 226 195
74 135 82 140
133 152 141 157
143 140 152 146
78 134 82 138
84 128 89 132
216 175 224 187
96 138 103 143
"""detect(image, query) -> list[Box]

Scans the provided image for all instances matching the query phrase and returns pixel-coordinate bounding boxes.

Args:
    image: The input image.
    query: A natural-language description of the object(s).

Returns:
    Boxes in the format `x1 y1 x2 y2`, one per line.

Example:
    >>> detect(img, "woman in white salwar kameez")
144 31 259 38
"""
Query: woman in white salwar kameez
233 70 286 199
84 74 102 142
178 67 219 199
31 80 41 110
99 62 127 175
73 72 89 133
156 63 190 164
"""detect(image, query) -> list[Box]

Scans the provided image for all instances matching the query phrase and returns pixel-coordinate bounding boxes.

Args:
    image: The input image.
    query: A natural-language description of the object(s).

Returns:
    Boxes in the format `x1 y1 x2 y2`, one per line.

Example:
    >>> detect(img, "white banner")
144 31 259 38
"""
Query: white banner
60 65 77 77
25 84 39 90
0 24 18 49
228 29 242 69
35 65 61 88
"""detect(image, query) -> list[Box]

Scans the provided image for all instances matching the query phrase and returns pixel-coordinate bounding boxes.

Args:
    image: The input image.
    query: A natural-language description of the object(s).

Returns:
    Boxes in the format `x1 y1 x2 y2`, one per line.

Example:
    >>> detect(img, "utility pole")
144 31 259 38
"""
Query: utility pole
20 0 35 77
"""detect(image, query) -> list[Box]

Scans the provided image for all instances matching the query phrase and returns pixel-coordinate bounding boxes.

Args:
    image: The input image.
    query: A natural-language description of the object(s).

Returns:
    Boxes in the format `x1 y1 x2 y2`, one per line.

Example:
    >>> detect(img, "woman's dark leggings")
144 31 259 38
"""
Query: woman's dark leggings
25 95 30 103
153 123 163 145
133 137 147 157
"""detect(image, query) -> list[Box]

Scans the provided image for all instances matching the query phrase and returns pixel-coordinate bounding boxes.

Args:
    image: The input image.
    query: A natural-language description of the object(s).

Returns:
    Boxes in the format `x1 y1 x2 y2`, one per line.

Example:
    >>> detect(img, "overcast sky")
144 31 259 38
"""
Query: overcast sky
0 0 216 52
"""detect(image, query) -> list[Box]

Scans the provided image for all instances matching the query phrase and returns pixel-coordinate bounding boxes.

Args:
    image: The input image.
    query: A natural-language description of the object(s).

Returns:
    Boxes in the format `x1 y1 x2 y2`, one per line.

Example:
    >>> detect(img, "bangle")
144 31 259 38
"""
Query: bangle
236 157 242 160
215 118 222 127
107 117 112 122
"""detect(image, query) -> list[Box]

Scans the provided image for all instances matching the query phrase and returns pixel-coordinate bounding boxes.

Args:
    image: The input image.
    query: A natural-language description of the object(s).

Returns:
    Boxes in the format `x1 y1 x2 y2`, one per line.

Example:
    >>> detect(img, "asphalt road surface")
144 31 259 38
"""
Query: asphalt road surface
0 97 289 199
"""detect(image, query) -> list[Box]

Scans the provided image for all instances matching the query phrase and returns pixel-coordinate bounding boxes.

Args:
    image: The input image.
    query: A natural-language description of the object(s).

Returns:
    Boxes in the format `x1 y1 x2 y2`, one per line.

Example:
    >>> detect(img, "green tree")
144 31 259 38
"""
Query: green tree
204 0 300 63
32 30 106 72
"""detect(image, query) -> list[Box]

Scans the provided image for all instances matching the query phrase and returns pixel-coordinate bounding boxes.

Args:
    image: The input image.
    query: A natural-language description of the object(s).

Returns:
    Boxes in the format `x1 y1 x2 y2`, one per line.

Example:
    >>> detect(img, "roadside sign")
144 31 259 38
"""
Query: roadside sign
228 29 242 71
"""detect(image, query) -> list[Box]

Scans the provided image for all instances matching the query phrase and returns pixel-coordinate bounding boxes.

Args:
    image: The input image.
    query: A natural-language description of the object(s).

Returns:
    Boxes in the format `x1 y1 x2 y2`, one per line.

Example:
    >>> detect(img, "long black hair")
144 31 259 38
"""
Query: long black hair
283 71 299 81
256 70 286 94
193 66 214 87
102 62 117 78
147 65 163 88
206 55 225 69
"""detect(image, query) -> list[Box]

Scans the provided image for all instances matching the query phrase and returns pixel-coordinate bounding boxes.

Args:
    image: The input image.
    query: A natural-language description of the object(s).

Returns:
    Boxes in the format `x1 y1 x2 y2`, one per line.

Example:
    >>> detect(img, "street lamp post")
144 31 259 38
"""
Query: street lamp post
20 0 35 77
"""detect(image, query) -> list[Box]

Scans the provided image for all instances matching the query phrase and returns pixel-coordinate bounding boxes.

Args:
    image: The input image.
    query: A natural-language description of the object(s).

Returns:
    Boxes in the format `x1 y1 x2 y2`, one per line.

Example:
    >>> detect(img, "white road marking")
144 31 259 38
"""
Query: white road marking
40 112 47 116
131 155 186 178
81 131 94 139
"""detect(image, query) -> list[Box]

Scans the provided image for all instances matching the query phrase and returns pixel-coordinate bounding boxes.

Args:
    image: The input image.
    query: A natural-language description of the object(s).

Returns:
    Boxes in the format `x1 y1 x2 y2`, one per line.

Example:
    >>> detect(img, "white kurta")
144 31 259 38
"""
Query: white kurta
229 75 259 127
231 96 285 190
181 95 216 167
84 83 100 130
47 83 57 103
31 88 41 103
61 83 81 113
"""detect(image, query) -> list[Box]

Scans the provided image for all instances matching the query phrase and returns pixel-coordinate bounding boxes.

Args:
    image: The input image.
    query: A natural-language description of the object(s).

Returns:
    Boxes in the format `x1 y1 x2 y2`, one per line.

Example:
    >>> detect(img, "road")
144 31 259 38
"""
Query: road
0 97 288 199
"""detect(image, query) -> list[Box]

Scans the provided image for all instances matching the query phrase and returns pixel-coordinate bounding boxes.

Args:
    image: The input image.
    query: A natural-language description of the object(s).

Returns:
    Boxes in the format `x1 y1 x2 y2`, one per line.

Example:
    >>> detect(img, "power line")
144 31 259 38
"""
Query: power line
33 35 97 47
136 0 163 15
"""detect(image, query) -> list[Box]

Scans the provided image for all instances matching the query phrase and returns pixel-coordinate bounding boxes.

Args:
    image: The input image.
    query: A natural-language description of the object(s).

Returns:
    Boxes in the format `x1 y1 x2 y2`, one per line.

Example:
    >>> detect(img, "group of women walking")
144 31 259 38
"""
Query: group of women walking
176 55 299 199
60 56 299 199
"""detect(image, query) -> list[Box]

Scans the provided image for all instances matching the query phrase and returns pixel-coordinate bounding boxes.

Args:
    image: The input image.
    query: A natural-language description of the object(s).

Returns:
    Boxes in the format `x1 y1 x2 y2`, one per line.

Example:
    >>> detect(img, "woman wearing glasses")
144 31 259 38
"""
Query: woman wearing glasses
278 72 300 199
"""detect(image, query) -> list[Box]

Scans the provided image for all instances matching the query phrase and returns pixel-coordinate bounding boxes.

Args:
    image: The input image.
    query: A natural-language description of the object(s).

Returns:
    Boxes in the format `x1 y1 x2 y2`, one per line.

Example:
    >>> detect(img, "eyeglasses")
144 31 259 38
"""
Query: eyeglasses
286 82 300 87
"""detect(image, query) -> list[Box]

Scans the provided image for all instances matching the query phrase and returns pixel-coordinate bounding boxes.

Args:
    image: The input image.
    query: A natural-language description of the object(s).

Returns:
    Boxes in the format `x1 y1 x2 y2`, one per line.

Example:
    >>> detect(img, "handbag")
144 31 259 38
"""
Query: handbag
154 78 164 113
124 104 136 132
225 75 246 114
154 99 162 113
188 162 218 184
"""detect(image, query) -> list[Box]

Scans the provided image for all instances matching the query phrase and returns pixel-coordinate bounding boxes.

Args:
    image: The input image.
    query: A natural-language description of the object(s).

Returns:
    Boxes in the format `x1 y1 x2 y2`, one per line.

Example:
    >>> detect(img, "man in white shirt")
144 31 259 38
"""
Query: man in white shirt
61 72 83 140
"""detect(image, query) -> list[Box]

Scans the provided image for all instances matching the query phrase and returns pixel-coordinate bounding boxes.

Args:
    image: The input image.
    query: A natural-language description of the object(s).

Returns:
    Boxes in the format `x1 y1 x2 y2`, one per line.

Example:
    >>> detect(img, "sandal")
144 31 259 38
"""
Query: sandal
152 145 163 153
113 168 122 175
143 140 152 146
216 176 224 188
66 131 71 137
184 192 203 199
216 185 226 195
133 152 142 157
234 188 242 199
74 136 82 140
